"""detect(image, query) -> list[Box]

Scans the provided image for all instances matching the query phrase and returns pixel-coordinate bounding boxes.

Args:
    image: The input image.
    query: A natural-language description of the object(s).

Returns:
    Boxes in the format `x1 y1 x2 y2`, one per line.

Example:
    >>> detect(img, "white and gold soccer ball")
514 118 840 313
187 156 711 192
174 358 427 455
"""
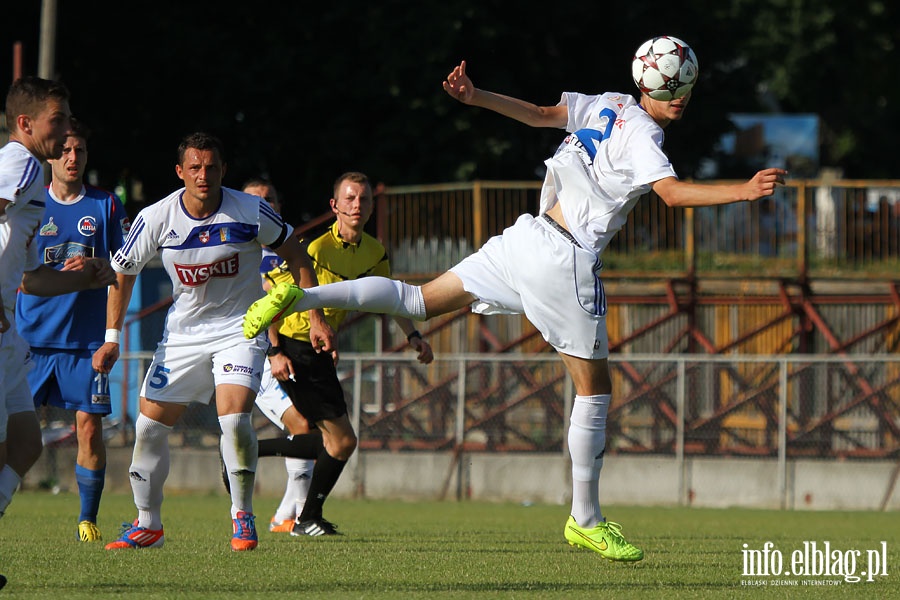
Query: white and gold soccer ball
631 36 699 101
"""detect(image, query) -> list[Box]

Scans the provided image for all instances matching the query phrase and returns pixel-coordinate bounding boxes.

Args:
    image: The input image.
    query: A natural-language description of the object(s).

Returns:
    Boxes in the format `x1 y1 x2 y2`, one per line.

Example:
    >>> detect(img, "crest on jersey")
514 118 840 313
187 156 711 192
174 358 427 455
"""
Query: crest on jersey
40 217 59 236
199 231 210 243
78 216 98 237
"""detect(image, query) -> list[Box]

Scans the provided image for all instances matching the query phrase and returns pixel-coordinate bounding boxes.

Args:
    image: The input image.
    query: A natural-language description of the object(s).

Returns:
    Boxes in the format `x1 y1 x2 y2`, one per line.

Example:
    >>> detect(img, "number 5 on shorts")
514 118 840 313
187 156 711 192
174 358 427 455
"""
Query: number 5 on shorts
148 364 171 389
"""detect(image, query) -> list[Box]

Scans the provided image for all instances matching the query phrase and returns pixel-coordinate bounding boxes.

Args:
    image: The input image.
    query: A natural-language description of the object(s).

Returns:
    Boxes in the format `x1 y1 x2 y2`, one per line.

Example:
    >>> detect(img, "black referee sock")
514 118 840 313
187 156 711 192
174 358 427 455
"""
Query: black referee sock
257 430 324 458
298 452 347 522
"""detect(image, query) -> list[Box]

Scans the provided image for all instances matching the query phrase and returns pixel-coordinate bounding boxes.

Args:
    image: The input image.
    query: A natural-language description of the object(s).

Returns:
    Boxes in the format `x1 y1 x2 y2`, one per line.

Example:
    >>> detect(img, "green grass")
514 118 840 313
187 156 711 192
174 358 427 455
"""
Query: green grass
1 491 899 599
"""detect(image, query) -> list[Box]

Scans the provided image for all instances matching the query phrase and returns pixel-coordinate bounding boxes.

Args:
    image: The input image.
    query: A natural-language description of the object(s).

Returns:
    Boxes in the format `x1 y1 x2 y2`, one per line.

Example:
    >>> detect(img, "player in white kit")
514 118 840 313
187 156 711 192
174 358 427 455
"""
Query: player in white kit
93 133 333 551
1 77 116 539
244 38 786 561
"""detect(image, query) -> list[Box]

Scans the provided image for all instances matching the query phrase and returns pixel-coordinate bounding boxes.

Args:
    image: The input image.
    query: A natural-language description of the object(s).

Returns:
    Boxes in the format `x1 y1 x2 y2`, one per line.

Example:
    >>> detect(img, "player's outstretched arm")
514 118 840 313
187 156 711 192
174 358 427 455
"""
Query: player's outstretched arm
20 257 117 295
743 168 789 200
652 168 788 208
92 272 136 374
442 60 568 129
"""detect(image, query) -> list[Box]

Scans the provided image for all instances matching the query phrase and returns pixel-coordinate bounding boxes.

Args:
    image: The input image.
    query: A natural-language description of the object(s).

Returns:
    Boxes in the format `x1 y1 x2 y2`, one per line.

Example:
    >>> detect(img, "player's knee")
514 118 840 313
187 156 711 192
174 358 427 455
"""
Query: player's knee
282 408 310 436
77 417 104 446
337 431 358 458
324 430 357 460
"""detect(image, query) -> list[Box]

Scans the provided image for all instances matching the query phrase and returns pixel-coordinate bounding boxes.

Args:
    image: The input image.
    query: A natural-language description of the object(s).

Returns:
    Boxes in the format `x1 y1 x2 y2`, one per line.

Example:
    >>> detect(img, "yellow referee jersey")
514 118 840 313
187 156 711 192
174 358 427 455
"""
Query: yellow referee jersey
265 221 391 342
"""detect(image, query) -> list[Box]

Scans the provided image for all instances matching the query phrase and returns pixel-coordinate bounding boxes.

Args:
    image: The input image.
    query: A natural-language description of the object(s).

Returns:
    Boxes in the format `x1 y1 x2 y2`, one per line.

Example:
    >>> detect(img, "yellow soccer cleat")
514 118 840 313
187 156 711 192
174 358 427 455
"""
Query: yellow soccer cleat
77 520 102 542
564 516 644 561
243 282 303 339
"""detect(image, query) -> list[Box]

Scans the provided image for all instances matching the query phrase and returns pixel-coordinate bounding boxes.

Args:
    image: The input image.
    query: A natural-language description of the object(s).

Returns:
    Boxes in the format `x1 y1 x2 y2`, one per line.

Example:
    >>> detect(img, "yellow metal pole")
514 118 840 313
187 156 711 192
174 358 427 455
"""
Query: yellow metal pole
472 180 484 249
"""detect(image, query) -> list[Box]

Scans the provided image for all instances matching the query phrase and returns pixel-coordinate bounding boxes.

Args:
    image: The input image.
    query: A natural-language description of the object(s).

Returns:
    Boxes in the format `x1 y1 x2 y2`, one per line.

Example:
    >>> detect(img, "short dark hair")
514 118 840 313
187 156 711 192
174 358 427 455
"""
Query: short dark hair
333 171 371 199
177 131 225 165
242 177 279 204
69 117 91 141
5 76 70 131
242 177 275 191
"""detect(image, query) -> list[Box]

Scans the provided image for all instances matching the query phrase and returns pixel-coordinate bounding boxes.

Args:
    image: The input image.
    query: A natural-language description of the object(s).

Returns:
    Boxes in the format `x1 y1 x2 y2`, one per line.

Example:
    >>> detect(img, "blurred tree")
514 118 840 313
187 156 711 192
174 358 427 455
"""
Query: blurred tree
730 0 898 177
3 0 897 222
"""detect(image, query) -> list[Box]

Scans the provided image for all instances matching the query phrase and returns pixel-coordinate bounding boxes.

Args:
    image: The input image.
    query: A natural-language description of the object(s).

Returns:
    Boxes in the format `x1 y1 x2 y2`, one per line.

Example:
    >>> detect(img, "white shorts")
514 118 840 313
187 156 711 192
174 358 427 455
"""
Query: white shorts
449 213 609 359
140 331 266 404
0 327 36 443
254 359 292 431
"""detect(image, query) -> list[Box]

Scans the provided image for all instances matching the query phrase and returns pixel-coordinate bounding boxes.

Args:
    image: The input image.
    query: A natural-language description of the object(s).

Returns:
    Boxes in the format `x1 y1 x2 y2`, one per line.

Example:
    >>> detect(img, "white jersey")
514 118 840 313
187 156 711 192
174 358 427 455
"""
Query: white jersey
113 187 291 337
0 141 45 320
541 92 677 254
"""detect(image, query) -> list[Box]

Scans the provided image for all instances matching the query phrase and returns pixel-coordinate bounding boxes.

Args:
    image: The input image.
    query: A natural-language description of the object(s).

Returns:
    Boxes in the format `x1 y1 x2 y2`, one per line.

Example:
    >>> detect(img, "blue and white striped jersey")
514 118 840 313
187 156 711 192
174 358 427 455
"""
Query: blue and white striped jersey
113 187 291 337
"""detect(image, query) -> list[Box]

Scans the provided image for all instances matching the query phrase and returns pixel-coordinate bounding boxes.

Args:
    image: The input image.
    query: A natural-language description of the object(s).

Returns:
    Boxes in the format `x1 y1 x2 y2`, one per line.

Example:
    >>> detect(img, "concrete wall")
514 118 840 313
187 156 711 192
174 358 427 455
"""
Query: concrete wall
27 447 900 511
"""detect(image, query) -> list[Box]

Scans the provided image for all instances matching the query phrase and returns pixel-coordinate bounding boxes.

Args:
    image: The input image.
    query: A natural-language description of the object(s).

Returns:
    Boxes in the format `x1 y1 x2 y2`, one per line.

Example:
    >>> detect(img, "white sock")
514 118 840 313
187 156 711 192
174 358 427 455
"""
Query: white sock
297 277 426 320
0 465 22 516
274 457 313 522
131 414 172 530
568 394 610 529
218 413 257 518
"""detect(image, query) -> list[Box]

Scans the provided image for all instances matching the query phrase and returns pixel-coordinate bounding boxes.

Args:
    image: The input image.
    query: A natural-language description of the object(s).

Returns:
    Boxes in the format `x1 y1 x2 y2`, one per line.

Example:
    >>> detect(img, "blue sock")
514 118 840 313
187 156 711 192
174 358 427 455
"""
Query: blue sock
75 464 106 523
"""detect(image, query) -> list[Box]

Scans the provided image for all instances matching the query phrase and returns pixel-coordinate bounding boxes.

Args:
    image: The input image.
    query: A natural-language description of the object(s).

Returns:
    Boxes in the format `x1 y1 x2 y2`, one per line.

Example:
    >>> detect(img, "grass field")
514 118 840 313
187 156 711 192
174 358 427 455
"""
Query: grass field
0 491 898 599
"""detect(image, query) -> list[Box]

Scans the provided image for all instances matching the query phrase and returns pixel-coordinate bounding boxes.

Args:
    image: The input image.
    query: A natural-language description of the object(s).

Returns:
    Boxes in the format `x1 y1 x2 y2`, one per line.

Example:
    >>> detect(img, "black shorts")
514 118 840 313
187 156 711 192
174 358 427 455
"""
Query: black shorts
278 335 348 423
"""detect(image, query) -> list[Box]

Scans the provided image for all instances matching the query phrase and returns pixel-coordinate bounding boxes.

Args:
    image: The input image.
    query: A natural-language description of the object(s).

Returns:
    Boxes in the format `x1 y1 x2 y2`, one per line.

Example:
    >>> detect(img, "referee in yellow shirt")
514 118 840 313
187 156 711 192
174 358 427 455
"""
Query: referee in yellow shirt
259 172 433 536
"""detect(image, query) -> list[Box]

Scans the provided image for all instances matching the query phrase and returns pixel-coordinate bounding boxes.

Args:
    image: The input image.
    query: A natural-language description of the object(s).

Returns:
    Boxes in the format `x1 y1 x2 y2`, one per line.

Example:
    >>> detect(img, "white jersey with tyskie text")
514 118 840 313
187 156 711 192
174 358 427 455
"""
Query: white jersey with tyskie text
0 141 45 321
540 91 677 254
112 187 291 337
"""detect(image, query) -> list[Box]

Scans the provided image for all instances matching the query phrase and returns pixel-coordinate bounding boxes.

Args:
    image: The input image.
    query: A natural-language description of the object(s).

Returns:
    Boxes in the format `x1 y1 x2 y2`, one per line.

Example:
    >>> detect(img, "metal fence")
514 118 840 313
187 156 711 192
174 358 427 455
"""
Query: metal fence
373 180 900 279
34 180 899 474
47 353 897 463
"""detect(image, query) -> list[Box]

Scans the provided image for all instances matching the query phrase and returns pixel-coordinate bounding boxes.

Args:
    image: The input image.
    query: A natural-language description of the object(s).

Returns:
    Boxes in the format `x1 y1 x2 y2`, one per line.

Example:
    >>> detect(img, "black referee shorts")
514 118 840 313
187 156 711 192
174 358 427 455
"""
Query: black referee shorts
277 334 348 424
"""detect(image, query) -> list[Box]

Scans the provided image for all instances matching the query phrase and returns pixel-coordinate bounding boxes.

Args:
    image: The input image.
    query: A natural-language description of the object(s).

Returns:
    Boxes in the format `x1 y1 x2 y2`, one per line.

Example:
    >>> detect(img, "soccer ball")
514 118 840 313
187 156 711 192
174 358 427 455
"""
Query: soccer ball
631 36 699 101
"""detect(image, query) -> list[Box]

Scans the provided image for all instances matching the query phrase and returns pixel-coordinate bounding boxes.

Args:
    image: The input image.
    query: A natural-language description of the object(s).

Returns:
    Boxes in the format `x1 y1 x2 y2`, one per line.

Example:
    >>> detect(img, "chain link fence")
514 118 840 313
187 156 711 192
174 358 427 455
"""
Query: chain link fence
39 353 900 462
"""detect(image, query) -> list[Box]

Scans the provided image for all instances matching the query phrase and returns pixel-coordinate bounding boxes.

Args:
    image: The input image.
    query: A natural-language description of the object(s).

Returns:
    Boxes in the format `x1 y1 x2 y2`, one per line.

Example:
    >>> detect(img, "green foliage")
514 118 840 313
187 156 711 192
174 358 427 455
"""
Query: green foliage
1 492 899 599
5 1 898 223
730 0 899 175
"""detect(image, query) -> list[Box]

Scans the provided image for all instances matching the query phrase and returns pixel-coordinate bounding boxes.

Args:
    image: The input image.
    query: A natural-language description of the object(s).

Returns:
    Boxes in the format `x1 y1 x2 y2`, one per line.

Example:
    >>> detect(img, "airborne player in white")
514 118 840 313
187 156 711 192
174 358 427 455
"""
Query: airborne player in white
244 37 786 560
93 132 333 551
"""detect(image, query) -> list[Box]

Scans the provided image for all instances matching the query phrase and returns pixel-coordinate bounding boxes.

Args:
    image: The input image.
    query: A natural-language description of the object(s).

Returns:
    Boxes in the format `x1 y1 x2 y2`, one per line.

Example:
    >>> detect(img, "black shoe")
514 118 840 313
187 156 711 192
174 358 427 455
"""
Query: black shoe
0 573 7 590
290 517 341 537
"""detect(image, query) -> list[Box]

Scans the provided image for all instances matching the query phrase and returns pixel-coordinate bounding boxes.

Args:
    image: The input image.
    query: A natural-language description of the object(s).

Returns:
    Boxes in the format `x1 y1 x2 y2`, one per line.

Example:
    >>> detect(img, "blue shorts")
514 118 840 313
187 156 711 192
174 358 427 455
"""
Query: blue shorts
28 348 112 415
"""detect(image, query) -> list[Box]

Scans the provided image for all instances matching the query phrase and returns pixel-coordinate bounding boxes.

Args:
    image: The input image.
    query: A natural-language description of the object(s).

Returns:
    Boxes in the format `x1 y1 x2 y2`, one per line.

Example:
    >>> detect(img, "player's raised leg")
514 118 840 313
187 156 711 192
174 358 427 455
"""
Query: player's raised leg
244 277 427 339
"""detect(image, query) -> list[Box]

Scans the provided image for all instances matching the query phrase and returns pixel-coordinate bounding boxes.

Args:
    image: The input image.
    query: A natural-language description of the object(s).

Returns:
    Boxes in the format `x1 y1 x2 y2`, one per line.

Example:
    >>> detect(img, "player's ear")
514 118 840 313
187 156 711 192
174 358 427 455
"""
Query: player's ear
16 114 31 135
330 199 338 214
